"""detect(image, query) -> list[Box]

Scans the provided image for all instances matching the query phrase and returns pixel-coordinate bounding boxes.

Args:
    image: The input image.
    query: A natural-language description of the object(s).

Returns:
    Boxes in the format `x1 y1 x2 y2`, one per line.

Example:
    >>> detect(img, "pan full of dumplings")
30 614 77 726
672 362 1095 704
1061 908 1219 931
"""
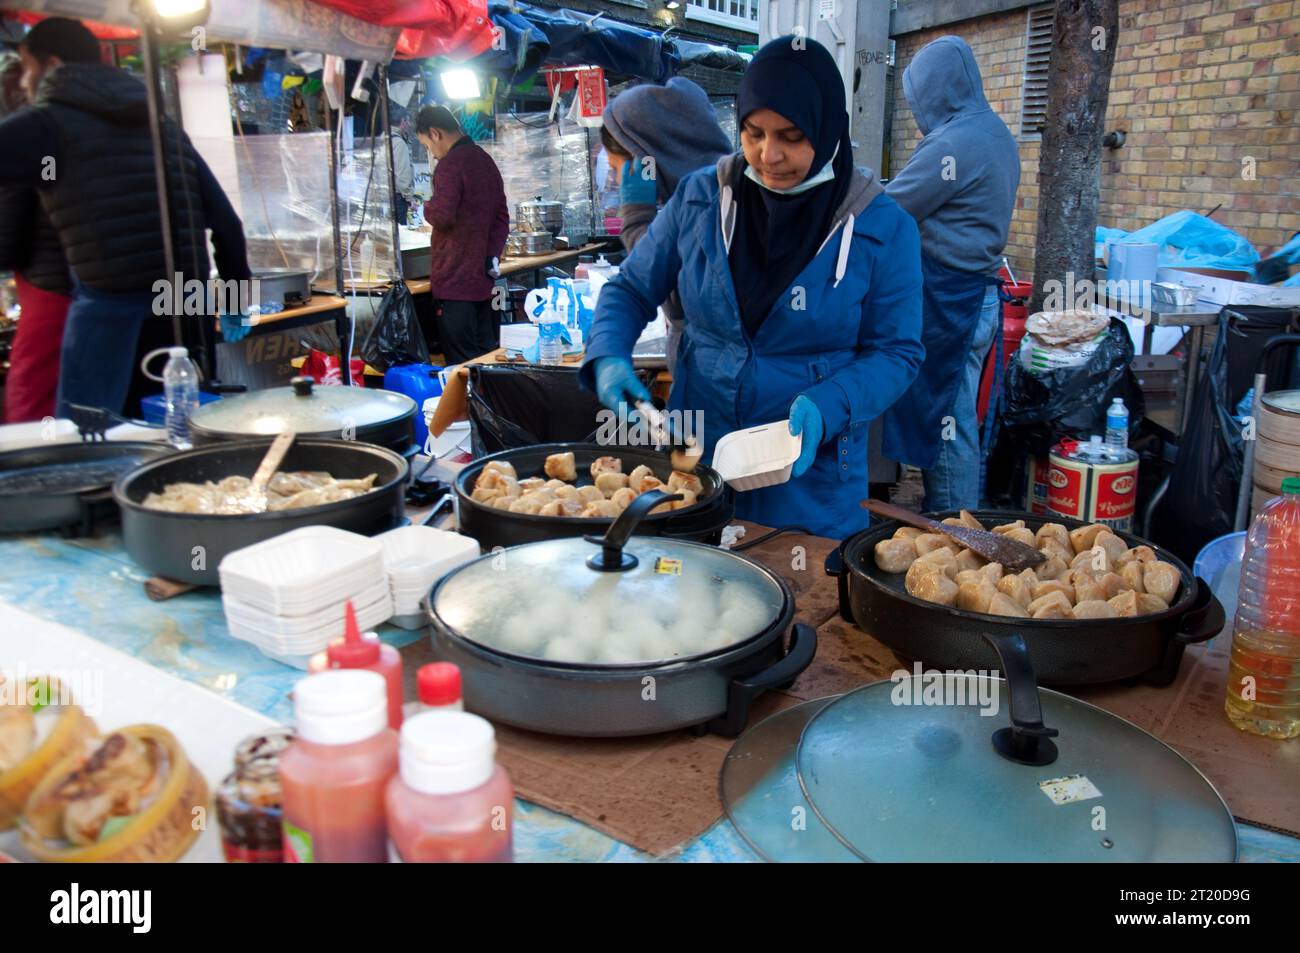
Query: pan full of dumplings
829 509 1225 686
453 442 733 550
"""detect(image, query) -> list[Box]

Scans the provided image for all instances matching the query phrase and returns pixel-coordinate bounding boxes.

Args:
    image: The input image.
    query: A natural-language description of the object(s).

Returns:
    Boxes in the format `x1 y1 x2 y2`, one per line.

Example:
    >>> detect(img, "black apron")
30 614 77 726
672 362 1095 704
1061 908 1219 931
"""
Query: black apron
882 252 1000 470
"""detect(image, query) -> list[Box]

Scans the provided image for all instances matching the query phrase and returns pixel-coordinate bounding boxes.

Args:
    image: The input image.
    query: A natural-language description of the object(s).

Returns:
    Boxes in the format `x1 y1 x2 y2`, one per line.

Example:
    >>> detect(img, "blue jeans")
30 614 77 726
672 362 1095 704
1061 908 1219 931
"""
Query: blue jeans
55 285 156 417
922 285 1000 511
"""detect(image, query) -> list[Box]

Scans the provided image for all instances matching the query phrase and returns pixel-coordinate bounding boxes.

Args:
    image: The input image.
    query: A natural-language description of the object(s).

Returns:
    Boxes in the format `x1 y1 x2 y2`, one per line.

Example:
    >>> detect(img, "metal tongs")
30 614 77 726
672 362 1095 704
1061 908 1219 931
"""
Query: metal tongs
634 400 703 473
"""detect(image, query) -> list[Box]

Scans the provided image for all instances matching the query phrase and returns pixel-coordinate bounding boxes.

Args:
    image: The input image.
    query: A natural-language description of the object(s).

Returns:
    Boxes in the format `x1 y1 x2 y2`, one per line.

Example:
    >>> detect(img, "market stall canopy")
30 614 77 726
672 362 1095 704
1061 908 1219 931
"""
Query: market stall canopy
302 0 494 61
0 0 400 62
468 1 748 81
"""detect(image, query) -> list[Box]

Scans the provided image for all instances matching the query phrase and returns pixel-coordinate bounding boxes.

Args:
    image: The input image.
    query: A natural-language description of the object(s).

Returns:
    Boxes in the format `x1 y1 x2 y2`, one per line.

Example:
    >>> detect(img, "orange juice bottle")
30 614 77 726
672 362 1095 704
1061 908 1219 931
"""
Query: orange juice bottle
1225 477 1300 738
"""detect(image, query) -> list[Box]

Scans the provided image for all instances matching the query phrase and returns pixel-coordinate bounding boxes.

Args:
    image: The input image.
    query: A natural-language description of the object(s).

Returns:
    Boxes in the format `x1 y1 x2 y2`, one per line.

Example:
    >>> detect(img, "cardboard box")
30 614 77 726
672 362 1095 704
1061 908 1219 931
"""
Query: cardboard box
1158 267 1300 307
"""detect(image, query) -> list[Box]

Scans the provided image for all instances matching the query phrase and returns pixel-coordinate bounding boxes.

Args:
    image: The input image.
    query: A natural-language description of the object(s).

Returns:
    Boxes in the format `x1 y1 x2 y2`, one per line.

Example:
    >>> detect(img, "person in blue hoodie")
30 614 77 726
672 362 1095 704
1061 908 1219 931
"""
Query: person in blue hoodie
580 37 924 538
883 35 1020 511
600 77 732 377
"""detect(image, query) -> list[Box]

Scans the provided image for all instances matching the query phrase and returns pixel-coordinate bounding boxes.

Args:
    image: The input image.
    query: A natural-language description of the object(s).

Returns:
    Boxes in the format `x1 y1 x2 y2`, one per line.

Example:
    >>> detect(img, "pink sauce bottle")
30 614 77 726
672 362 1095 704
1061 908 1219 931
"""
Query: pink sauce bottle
385 712 514 863
319 600 405 731
279 669 400 863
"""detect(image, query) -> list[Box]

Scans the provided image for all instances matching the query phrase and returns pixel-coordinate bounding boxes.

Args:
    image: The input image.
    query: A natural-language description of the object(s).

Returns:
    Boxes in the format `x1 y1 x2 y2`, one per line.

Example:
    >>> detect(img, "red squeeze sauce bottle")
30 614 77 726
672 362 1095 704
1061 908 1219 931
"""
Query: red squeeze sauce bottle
417 663 463 712
323 600 405 731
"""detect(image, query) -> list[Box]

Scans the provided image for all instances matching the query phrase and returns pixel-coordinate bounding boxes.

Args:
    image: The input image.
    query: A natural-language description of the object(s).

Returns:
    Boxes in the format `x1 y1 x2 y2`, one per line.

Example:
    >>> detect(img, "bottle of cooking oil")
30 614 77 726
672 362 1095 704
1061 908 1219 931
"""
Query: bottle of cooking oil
1225 476 1300 738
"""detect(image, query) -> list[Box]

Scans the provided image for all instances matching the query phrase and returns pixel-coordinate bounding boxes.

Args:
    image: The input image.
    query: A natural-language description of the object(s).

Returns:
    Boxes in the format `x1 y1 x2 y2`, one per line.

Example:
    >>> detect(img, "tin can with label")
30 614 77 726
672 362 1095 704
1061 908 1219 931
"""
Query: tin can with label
1046 437 1139 531
1024 456 1052 514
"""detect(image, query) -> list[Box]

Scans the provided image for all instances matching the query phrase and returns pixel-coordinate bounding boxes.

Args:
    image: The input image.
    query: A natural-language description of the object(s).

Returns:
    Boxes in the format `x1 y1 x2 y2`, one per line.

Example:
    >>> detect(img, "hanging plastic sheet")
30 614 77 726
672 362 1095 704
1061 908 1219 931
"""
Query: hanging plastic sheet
303 0 495 60
486 1 678 82
485 112 595 244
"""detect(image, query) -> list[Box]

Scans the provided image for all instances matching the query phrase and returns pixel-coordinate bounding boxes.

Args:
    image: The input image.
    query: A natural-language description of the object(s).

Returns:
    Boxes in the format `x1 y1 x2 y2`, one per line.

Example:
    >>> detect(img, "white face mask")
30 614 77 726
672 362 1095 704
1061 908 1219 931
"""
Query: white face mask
744 143 839 195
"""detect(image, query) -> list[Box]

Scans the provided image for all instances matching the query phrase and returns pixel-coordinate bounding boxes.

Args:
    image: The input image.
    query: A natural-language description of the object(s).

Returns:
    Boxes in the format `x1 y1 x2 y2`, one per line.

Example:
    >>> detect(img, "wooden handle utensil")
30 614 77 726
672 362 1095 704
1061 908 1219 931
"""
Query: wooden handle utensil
861 499 1046 572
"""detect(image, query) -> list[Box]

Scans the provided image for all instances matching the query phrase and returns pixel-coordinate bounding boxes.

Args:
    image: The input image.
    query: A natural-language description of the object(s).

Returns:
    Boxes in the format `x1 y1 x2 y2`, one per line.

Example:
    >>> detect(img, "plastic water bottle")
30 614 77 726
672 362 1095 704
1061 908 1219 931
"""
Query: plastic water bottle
163 346 200 449
537 310 564 365
1105 398 1129 450
1225 476 1300 738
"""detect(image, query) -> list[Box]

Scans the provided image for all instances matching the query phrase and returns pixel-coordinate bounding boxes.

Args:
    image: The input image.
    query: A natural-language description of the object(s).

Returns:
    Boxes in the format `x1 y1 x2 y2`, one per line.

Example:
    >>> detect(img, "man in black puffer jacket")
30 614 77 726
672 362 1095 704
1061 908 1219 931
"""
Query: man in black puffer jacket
0 18 250 416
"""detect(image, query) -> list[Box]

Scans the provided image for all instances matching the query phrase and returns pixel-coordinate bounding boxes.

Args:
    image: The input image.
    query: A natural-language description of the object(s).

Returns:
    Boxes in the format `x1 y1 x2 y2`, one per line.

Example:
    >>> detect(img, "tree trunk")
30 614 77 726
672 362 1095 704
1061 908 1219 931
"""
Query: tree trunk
1030 0 1120 313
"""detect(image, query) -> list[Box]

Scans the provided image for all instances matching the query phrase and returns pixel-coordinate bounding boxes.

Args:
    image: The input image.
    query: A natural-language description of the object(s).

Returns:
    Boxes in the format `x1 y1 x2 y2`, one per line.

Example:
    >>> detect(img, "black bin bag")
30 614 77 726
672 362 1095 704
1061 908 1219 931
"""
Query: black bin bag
467 364 655 456
987 317 1146 506
361 281 429 373
1150 305 1298 563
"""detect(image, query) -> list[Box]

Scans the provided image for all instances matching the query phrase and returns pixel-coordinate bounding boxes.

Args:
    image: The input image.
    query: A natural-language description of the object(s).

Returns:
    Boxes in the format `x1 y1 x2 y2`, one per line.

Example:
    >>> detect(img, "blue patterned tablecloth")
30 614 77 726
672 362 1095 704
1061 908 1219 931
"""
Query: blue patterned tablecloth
1 531 1293 863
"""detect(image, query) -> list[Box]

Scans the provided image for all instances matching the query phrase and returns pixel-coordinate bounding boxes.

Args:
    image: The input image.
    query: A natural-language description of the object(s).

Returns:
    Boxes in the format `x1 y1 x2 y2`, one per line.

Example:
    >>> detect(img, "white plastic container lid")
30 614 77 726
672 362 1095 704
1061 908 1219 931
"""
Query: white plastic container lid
711 421 803 492
399 711 496 795
293 669 388 745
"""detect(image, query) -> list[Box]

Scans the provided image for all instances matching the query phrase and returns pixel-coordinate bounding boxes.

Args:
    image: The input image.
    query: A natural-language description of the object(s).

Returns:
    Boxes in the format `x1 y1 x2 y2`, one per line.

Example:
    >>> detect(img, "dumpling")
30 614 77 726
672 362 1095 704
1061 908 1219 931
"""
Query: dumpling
672 490 698 510
908 570 959 607
667 470 703 496
979 562 1005 584
1136 592 1170 614
1068 523 1108 555
906 559 941 593
1093 530 1128 564
1032 578 1074 603
639 476 665 495
957 509 985 530
957 579 997 613
874 537 918 573
1071 572 1105 604
518 477 546 493
1142 562 1180 604
471 486 503 503
489 495 516 510
582 500 623 519
1028 590 1072 619
1035 523 1070 552
996 573 1033 609
481 460 516 481
1070 599 1117 619
987 592 1028 617
1108 590 1140 617
914 533 954 556
1099 571 1131 599
544 452 577 482
1119 561 1145 593
954 549 986 573
539 499 586 518
992 520 1026 535
1003 527 1037 548
627 465 657 493
916 546 959 580
595 471 629 495
590 456 622 479
1071 546 1111 574
577 485 605 504
554 484 581 502
1115 545 1157 567
1034 554 1070 581
508 496 544 515
893 527 925 542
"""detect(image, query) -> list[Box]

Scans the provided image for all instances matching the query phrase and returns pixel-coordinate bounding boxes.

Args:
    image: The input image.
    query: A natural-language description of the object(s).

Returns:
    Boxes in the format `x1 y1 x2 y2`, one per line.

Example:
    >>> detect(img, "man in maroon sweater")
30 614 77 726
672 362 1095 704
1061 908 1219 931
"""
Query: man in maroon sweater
416 105 509 364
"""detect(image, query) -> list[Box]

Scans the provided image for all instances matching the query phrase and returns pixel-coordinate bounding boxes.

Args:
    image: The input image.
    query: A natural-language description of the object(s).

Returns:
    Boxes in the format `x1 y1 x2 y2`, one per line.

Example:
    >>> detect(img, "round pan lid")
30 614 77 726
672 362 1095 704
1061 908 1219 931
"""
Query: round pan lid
795 675 1237 862
431 490 785 666
190 376 416 438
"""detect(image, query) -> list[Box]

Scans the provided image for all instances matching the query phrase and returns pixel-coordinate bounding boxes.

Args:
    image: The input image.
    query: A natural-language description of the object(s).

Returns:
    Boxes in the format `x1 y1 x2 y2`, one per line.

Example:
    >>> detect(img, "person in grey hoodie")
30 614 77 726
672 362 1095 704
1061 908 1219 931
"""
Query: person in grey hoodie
883 34 1020 511
599 77 731 374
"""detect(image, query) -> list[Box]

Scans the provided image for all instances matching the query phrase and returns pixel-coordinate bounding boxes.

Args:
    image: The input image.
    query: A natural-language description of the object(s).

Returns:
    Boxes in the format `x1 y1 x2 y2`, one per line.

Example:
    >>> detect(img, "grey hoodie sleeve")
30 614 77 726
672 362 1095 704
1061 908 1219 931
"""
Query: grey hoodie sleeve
885 134 965 224
618 201 657 253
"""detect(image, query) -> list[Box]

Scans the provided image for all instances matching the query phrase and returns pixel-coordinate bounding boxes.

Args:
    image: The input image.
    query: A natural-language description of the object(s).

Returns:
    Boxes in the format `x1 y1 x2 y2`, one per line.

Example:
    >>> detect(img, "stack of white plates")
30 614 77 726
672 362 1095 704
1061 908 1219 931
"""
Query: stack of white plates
377 525 482 629
218 526 393 667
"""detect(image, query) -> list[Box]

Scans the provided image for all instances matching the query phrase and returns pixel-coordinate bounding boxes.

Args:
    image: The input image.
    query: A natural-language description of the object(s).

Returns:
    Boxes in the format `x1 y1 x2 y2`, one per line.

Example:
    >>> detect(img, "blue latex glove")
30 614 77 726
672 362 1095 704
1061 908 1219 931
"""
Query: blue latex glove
591 355 651 412
220 313 252 343
620 158 658 207
788 394 824 478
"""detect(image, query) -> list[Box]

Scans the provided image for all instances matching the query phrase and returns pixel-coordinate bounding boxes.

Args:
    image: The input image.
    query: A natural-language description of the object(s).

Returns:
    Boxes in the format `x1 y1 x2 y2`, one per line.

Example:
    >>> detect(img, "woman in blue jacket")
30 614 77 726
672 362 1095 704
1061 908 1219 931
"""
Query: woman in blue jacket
580 37 924 538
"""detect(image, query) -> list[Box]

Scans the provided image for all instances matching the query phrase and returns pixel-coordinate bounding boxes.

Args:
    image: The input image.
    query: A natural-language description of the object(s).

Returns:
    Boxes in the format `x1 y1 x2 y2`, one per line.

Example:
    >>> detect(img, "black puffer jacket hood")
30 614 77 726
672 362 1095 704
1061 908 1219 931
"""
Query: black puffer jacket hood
35 62 151 126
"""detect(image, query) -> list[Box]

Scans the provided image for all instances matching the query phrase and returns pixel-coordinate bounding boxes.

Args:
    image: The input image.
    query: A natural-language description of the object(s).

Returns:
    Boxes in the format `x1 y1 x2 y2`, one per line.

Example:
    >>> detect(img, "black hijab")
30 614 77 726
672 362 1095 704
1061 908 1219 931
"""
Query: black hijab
730 36 855 336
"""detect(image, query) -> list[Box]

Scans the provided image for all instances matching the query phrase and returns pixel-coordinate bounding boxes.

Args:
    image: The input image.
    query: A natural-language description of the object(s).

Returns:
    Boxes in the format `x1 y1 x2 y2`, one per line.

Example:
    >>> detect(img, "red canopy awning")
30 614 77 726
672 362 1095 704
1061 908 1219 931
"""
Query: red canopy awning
304 0 495 60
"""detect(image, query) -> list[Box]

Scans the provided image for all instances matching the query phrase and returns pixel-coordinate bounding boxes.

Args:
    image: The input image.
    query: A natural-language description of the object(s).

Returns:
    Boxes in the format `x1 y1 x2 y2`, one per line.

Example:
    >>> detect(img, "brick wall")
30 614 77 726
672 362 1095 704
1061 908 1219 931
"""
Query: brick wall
889 0 1300 280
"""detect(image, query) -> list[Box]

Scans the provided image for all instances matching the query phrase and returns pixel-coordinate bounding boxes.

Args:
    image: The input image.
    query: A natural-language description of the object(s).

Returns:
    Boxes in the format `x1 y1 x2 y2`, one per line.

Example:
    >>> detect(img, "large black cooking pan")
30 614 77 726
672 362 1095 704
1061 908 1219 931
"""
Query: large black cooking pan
0 441 171 534
826 509 1225 686
454 442 734 550
114 438 407 586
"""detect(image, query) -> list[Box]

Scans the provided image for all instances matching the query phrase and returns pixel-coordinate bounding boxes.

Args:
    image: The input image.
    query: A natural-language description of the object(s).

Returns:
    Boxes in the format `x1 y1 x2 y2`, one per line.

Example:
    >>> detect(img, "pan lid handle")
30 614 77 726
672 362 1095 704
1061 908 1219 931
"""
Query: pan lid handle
291 376 316 397
585 488 683 572
980 631 1060 766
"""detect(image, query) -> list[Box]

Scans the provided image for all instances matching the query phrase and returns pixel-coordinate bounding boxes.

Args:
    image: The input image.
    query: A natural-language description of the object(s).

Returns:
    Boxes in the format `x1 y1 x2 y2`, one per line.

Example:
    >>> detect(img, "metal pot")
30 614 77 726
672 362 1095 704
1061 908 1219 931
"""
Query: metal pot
114 438 408 586
826 508 1225 686
427 490 816 737
516 197 564 234
0 441 171 535
454 442 734 550
188 376 417 453
506 231 553 257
